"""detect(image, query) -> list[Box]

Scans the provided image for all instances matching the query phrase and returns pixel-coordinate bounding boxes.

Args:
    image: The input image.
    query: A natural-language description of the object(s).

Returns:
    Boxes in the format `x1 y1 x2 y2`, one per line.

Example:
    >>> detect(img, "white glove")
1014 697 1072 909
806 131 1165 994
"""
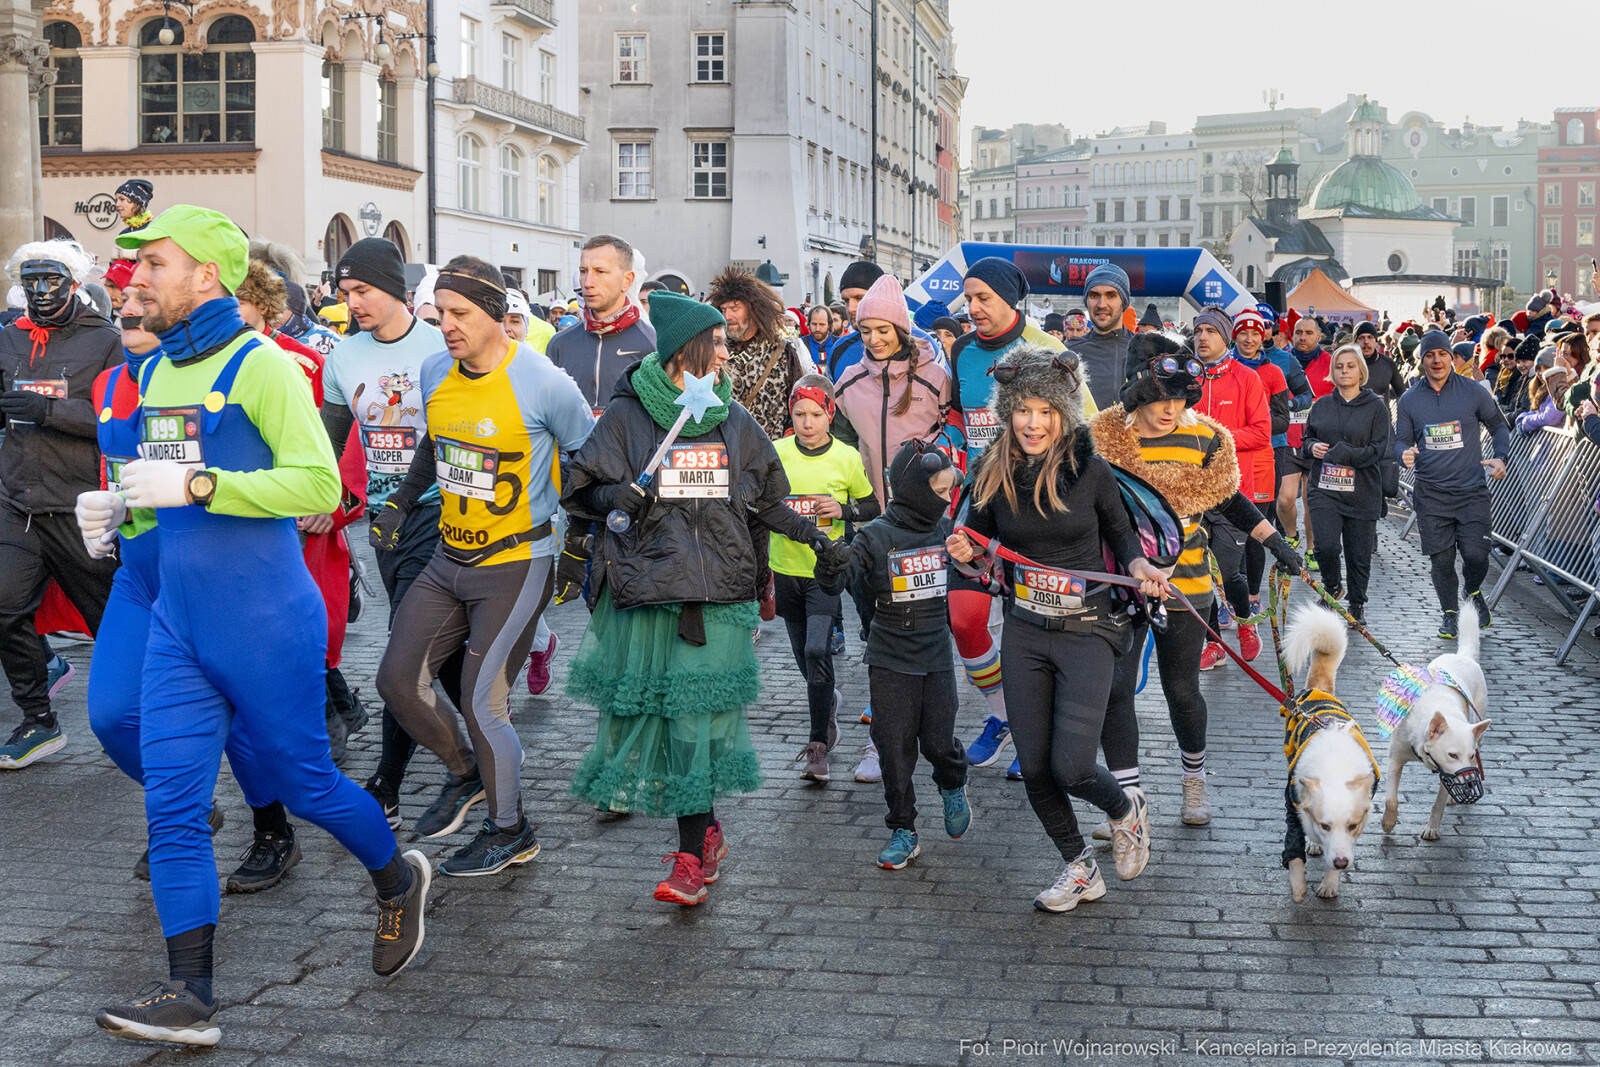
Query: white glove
82 531 117 559
76 490 128 540
120 459 192 509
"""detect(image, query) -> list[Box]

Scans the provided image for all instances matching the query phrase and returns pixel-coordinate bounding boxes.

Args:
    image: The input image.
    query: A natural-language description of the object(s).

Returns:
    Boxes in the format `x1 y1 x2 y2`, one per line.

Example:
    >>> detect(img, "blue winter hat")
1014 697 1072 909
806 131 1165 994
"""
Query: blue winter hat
964 257 1028 308
912 298 950 330
1083 263 1131 307
1417 329 1453 357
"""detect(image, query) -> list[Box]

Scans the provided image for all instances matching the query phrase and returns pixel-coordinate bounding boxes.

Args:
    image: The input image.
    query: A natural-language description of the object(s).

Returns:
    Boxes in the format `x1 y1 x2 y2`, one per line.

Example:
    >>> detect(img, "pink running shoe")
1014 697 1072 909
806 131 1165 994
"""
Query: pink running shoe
525 632 559 695
653 852 707 905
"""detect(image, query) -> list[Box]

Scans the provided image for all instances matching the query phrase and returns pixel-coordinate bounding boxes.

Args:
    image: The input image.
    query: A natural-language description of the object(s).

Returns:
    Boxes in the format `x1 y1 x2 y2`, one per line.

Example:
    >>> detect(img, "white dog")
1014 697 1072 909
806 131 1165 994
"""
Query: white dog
1280 605 1380 902
1380 603 1491 841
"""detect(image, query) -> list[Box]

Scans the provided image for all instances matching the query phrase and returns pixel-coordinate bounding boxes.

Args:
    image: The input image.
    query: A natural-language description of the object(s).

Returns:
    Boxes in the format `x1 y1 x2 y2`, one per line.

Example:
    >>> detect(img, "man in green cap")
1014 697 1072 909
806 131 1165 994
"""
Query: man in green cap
87 206 430 1048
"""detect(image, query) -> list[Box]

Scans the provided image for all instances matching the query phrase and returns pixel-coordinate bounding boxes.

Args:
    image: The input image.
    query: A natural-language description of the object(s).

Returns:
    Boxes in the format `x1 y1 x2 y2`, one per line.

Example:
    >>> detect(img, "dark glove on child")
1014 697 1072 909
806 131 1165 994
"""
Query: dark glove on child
0 390 50 424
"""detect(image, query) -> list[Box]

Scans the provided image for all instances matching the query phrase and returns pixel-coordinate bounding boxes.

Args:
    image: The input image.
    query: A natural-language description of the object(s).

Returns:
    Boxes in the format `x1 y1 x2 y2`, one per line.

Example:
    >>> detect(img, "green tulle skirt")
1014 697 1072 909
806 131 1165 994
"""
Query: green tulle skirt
567 590 764 818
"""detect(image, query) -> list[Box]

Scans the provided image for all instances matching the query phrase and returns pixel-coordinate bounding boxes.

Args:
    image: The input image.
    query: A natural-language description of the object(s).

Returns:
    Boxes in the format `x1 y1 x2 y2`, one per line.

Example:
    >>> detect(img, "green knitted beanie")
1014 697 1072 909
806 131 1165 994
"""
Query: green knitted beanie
647 291 726 363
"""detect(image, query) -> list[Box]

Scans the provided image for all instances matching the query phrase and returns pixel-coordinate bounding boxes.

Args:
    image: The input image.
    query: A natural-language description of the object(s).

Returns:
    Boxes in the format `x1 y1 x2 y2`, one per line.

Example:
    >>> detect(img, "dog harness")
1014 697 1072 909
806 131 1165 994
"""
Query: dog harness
1281 689 1380 788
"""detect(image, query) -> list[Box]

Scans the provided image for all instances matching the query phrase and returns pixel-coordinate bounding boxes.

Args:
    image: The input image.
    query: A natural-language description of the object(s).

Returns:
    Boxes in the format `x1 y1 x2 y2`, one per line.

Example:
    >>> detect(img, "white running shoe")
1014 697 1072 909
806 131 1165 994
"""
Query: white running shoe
1109 786 1151 880
853 741 882 783
1091 821 1111 842
1181 774 1212 826
1033 850 1106 912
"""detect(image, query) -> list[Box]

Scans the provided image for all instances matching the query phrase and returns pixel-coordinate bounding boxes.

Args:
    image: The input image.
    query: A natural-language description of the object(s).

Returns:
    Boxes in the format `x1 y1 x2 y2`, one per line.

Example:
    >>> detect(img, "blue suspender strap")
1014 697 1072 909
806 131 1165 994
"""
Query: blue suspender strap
202 336 261 433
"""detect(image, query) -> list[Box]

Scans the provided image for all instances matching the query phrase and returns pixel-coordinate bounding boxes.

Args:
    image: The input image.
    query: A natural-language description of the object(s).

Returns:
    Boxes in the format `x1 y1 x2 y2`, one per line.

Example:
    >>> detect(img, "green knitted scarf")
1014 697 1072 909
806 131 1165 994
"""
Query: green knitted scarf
632 353 733 437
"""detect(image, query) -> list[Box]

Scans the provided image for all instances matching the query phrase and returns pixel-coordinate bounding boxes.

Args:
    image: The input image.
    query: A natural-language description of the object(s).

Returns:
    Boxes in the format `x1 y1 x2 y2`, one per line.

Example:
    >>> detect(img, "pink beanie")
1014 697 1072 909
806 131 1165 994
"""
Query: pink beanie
855 274 911 333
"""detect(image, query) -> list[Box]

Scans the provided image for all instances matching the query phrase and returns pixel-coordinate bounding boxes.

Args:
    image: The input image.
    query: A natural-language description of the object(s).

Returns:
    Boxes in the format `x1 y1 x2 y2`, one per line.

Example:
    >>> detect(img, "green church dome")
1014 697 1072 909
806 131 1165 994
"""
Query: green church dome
1309 157 1423 215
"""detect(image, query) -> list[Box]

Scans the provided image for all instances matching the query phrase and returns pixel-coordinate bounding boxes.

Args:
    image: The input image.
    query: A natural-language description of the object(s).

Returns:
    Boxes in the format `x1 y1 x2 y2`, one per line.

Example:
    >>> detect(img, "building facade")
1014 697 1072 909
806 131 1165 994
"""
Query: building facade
433 0 585 297
1194 106 1322 257
36 0 432 274
1086 123 1197 249
578 0 873 305
1014 143 1089 247
1536 107 1600 302
966 165 1013 245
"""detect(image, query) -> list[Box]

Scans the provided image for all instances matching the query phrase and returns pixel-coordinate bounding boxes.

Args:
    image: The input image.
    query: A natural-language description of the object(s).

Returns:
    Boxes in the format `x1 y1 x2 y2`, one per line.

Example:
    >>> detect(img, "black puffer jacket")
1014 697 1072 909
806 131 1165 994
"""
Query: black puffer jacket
0 301 121 513
562 360 821 611
1299 387 1393 520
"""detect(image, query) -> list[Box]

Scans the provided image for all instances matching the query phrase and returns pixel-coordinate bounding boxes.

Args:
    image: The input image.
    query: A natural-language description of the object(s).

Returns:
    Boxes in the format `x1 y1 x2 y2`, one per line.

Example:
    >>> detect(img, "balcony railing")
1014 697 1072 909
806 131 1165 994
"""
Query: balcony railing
452 77 586 143
490 0 557 29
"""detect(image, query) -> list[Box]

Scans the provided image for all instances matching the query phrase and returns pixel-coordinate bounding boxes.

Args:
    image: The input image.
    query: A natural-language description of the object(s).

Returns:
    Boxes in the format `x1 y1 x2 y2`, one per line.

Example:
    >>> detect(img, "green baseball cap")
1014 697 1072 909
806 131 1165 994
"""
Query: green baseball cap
116 204 249 293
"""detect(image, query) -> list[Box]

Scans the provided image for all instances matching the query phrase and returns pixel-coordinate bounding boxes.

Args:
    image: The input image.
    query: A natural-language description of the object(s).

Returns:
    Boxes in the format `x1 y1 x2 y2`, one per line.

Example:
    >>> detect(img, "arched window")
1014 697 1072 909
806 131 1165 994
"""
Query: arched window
536 155 557 225
1567 118 1585 145
458 134 482 212
40 22 83 146
138 15 256 144
324 215 353 265
382 221 408 260
500 144 522 219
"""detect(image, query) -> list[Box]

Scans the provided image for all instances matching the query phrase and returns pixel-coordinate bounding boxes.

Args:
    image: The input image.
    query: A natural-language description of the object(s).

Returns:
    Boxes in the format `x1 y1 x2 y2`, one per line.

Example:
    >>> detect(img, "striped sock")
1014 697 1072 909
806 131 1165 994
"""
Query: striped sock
960 643 1006 722
1181 750 1206 779
1113 765 1140 791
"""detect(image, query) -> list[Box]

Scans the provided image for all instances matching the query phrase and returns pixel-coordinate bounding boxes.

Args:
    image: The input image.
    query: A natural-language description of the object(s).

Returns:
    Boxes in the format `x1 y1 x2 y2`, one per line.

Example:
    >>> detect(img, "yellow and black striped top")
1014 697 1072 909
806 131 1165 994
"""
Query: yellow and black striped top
1138 422 1221 598
1281 689 1381 784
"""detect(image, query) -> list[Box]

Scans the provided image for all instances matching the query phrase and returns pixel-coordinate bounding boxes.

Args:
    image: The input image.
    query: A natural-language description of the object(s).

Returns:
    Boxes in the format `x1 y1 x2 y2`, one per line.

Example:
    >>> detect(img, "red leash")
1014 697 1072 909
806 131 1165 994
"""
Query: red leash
953 526 1297 707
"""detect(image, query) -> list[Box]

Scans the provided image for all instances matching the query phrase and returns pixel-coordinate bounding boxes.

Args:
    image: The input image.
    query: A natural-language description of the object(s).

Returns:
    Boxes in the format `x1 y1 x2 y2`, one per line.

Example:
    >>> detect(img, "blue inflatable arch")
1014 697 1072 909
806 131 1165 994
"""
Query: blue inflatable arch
907 242 1257 318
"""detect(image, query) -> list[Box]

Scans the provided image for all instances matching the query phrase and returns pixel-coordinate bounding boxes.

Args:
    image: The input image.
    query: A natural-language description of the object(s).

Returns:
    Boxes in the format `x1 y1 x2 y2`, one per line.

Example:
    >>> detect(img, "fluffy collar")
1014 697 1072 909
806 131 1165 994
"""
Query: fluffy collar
1087 407 1240 518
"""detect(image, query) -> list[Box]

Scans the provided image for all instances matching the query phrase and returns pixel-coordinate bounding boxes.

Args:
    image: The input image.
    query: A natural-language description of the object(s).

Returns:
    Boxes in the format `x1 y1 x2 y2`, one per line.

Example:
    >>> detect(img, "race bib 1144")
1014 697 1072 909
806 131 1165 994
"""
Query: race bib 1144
436 437 499 501
658 444 730 499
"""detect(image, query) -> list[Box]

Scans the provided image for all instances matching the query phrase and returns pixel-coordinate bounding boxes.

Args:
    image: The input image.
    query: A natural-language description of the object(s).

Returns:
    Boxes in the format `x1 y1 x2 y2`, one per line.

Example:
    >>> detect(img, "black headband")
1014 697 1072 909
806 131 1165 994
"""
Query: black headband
433 271 507 321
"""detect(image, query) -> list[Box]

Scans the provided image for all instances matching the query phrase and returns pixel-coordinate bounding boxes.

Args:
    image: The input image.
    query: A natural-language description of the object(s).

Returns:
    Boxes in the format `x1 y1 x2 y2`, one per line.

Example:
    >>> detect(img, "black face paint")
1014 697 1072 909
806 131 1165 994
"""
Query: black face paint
20 260 75 325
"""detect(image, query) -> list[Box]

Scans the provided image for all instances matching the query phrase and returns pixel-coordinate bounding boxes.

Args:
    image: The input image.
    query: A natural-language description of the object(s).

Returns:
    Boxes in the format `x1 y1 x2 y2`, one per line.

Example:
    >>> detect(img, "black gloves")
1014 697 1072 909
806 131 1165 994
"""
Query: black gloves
813 538 851 593
1263 531 1304 574
595 480 654 521
554 527 591 604
369 500 407 551
0 390 51 425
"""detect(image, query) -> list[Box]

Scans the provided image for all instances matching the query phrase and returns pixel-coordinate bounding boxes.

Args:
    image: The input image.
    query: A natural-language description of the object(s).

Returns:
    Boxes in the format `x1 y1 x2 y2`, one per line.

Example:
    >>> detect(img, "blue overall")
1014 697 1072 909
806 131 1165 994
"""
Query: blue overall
84 359 274 813
137 338 394 938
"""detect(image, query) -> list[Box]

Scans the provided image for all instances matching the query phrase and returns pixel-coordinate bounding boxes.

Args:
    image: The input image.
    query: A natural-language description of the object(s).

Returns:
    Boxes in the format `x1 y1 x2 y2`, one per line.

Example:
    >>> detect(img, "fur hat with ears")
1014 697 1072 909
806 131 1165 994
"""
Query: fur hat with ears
1121 330 1203 411
987 343 1090 438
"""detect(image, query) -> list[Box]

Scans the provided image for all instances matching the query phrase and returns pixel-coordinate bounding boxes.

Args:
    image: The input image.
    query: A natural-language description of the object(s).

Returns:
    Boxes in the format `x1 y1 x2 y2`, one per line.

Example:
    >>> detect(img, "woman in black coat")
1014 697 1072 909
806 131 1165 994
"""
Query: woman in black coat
1300 344 1394 626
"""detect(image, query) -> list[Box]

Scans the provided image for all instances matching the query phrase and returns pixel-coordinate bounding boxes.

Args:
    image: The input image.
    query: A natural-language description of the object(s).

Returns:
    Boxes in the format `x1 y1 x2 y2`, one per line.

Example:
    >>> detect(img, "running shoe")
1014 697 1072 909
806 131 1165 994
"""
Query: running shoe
525 632 559 695
797 741 830 783
225 829 302 893
46 655 75 700
1199 642 1226 671
965 715 1012 767
829 625 845 655
1469 591 1492 630
0 720 65 769
1005 757 1023 781
1217 596 1233 630
338 686 369 735
1438 610 1459 640
325 706 349 765
1348 603 1366 629
877 828 920 869
701 822 728 884
1248 594 1262 619
1237 624 1261 662
414 773 486 838
1181 775 1212 826
859 703 872 725
827 689 841 750
1109 786 1151 881
372 849 431 976
941 785 972 839
1306 553 1320 572
96 980 220 1046
1033 850 1105 913
439 817 541 877
853 742 882 783
364 774 402 830
654 852 707 905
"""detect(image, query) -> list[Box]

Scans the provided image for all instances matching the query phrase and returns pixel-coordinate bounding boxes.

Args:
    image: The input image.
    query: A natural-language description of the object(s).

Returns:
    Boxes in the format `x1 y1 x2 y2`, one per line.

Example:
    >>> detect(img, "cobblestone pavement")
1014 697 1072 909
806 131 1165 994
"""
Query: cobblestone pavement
1 517 1598 1067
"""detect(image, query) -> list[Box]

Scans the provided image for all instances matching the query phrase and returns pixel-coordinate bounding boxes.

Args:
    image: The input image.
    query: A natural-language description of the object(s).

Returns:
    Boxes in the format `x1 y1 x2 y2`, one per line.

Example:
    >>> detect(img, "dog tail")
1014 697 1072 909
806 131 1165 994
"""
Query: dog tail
1457 600 1481 662
1284 604 1347 695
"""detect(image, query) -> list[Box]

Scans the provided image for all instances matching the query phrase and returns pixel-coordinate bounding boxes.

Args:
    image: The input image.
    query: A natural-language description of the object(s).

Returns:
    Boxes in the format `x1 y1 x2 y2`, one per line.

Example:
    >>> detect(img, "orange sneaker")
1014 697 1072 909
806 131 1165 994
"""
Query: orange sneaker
653 852 707 905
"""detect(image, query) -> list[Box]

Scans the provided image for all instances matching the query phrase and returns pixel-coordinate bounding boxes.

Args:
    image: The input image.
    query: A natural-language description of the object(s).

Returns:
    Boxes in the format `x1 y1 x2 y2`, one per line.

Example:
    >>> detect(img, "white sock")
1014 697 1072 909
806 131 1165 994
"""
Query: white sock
1113 765 1141 791
1181 750 1206 779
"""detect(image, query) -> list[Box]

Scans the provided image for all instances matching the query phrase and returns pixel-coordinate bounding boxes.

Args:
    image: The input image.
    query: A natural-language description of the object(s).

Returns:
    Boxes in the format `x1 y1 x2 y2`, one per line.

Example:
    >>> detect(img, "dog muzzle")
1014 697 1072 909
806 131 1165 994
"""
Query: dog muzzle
1437 764 1484 804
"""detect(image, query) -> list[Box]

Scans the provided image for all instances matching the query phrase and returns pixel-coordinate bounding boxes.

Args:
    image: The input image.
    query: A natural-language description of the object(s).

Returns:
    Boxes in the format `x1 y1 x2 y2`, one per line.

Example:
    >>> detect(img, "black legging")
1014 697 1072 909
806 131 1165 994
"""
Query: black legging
1308 506 1377 606
1001 619 1129 861
774 574 838 744
1102 608 1209 772
1244 538 1266 598
1431 547 1491 613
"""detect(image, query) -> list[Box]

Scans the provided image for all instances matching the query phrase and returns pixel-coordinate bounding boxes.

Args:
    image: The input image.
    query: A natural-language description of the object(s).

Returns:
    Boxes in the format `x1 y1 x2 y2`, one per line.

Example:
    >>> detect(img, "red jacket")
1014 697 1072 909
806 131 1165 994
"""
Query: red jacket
1195 357 1271 500
1249 361 1288 503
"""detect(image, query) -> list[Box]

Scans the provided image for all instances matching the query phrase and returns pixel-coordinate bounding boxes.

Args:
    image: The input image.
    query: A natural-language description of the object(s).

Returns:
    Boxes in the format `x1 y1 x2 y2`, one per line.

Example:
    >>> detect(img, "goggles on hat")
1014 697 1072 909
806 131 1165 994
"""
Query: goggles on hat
1154 356 1202 380
988 354 1080 388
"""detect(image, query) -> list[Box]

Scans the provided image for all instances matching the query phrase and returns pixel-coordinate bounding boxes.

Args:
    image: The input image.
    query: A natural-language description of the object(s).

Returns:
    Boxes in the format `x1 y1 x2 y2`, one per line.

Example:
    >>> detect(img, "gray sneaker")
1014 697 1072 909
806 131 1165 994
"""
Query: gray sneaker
414 773 486 838
373 849 431 976
797 741 830 783
1109 786 1151 880
96 980 220 1046
1033 850 1106 913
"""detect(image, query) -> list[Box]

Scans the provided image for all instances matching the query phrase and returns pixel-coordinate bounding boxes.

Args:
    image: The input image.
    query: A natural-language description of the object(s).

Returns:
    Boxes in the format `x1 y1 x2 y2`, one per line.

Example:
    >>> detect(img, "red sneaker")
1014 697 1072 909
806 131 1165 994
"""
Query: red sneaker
1199 642 1226 671
1238 624 1261 662
525 632 559 696
653 852 707 905
701 822 728 883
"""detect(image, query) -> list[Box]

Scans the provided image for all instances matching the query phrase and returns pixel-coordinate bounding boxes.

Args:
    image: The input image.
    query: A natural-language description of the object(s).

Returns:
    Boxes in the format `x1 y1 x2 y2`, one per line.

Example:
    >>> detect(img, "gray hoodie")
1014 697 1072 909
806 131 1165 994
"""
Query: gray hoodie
1066 326 1135 411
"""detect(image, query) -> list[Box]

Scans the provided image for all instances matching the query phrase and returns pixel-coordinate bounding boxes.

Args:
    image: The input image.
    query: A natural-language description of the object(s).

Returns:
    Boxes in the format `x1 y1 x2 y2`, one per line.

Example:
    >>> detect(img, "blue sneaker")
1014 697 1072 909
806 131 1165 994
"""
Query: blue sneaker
439 818 540 877
941 784 972 838
46 655 75 700
0 720 66 769
1217 596 1233 630
1005 757 1023 781
829 626 845 655
966 715 1011 767
859 704 872 725
877 828 919 869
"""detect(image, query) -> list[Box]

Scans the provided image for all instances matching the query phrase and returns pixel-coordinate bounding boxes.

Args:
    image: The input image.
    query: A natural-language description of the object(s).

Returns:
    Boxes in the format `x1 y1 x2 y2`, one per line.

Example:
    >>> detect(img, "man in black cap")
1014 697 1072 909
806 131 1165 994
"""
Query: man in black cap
114 180 155 240
825 260 886 379
1042 312 1065 342
1355 321 1403 404
1137 303 1163 333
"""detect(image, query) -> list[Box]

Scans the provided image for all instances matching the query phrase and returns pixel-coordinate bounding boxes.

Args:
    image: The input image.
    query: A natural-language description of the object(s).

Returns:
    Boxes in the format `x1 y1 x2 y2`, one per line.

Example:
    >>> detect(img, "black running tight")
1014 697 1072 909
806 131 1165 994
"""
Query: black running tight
1102 609 1209 772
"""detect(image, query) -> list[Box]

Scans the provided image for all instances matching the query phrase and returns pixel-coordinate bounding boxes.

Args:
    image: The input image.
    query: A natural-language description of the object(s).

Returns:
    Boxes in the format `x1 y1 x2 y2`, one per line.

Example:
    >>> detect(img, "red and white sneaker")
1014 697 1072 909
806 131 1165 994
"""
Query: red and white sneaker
525 632 559 696
653 852 707 905
1237 624 1261 662
1199 642 1226 671
701 822 728 883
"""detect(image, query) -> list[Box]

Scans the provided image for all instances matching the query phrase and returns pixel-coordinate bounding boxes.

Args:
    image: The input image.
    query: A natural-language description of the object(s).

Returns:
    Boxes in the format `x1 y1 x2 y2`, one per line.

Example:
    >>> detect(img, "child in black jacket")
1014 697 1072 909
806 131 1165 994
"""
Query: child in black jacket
818 440 970 869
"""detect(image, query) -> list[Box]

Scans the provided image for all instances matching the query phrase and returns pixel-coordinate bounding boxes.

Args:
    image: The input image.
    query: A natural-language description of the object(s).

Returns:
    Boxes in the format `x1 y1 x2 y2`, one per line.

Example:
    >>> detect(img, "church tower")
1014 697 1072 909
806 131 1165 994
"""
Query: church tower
1264 143 1299 229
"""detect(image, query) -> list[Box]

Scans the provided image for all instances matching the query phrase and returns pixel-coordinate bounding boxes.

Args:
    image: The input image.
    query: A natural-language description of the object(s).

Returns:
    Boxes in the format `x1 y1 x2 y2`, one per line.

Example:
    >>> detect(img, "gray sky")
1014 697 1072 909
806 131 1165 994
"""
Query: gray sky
949 0 1597 146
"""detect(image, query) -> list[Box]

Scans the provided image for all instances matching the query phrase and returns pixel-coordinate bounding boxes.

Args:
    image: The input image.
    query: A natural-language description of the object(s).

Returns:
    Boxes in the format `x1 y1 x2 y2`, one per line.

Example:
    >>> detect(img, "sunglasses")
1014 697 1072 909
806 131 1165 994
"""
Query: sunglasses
989 355 1080 386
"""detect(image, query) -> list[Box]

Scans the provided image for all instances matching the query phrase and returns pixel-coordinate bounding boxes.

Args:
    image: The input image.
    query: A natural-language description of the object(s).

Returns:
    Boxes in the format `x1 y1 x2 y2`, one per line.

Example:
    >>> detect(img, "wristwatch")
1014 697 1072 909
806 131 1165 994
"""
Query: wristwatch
186 469 217 507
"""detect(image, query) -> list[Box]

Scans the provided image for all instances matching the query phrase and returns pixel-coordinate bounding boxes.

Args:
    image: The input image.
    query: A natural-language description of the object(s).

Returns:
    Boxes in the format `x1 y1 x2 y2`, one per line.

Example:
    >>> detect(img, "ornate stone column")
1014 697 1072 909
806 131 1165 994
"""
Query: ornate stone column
0 22 47 274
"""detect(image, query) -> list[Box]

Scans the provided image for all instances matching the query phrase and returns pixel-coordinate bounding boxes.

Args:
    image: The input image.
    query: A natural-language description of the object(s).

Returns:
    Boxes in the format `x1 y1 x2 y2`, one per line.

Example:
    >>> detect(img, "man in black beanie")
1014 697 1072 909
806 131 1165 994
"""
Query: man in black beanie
1355 320 1403 404
335 237 409 305
1042 312 1065 341
827 260 886 378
